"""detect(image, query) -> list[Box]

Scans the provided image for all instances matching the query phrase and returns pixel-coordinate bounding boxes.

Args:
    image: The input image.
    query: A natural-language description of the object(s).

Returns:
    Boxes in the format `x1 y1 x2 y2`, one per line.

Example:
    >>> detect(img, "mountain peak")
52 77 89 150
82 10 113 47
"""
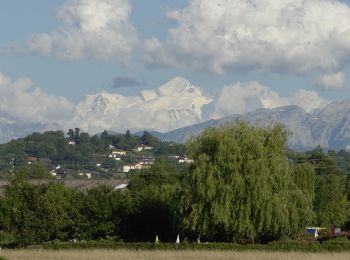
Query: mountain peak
158 77 191 94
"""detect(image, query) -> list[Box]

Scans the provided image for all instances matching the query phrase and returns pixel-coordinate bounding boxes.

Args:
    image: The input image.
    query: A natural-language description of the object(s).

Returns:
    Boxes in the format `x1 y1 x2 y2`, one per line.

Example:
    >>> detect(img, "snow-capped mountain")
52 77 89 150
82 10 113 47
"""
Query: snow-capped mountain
67 77 212 134
4 75 350 151
155 100 350 151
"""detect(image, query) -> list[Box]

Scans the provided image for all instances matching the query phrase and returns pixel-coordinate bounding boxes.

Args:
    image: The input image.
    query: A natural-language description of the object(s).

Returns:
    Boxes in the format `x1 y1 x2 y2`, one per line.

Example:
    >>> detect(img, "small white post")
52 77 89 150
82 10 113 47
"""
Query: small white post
155 235 159 244
176 234 180 244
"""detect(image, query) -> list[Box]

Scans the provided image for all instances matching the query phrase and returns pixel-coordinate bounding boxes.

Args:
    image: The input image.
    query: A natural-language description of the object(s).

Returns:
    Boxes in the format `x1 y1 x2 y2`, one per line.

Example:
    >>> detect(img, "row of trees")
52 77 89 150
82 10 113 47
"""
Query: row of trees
0 122 349 246
0 158 178 246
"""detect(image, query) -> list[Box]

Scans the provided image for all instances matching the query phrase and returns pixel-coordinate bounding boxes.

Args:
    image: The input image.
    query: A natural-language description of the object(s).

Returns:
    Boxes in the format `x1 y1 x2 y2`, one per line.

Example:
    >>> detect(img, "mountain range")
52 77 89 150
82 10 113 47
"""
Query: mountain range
1 77 350 151
153 101 350 151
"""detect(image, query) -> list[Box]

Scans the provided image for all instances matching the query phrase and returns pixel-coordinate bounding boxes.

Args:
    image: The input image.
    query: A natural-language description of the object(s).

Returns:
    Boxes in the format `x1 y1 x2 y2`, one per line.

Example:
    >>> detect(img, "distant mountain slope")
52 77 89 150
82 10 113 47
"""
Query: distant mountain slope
155 102 350 151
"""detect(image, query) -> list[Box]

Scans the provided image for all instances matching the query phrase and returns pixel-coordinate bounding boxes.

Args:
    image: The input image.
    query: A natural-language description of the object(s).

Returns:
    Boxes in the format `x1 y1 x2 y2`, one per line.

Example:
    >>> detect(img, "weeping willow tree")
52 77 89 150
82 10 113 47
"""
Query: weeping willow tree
178 122 315 243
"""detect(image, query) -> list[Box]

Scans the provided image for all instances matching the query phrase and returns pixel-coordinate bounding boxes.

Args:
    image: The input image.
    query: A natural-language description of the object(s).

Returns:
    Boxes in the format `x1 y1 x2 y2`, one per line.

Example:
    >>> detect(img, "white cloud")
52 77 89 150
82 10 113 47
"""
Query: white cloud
0 73 74 124
211 81 329 118
17 0 138 62
315 71 346 90
144 0 350 78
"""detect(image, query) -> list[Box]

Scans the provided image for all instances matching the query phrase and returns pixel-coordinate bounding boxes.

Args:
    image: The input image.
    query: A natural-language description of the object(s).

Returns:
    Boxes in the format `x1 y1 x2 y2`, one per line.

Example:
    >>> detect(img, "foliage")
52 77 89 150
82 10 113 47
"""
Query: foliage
1 123 350 247
308 148 349 227
0 231 16 247
42 240 350 252
15 162 52 179
178 122 315 243
78 186 132 240
0 129 186 176
125 158 180 242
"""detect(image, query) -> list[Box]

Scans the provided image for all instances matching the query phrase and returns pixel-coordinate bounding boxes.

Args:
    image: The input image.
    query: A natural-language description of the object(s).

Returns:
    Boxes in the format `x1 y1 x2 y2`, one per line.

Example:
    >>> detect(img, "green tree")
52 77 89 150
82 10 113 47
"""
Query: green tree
125 129 131 139
309 149 349 227
80 186 132 240
178 122 314 243
141 131 160 146
126 158 179 242
0 179 82 245
16 162 52 179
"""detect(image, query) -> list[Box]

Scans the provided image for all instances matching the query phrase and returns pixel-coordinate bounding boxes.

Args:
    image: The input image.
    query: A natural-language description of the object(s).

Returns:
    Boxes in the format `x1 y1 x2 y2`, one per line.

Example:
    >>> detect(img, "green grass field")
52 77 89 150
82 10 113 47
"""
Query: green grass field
1 250 350 260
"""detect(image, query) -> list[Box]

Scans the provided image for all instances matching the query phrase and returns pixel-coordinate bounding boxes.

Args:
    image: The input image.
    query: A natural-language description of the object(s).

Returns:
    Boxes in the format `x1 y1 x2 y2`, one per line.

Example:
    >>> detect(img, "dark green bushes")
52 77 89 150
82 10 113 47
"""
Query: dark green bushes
42 240 350 252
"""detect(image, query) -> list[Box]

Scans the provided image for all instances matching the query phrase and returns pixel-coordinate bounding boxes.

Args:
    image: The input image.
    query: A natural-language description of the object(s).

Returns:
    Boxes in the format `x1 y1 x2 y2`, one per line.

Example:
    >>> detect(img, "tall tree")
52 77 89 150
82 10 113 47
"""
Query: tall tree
178 122 315 243
309 149 349 227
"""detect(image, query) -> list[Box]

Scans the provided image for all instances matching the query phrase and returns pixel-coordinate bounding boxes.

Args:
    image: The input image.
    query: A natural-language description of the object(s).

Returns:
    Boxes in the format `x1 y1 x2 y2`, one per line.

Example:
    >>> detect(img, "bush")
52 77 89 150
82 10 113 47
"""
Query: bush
0 232 17 248
42 240 350 252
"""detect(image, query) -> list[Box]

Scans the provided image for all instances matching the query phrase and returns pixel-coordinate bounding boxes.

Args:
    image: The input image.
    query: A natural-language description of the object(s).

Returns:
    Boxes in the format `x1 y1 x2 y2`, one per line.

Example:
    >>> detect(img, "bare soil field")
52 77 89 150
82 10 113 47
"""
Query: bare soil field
1 250 350 260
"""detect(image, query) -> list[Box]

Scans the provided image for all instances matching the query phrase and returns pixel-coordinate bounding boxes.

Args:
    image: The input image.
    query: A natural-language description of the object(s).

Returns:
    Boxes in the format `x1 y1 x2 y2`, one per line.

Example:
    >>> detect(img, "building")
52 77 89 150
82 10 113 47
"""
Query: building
122 163 144 173
111 149 127 156
27 156 38 164
134 144 153 152
109 149 127 160
178 157 194 164
139 158 154 166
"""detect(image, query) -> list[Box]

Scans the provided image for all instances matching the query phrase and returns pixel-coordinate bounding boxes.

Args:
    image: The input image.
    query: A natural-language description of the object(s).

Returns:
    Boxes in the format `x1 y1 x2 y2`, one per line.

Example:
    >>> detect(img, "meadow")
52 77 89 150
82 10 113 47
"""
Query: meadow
1 250 350 260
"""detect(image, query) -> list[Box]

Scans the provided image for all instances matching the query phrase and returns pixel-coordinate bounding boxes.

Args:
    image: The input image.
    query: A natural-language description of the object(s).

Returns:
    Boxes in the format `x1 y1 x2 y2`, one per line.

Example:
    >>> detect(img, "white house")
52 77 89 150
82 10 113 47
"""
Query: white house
108 149 127 160
134 145 153 152
178 157 194 164
139 158 154 166
122 163 144 173
111 149 127 156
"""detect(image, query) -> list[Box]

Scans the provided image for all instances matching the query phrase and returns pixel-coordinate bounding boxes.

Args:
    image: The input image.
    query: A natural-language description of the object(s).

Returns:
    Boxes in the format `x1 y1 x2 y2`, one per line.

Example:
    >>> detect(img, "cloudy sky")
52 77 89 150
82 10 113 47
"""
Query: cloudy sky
1 0 350 130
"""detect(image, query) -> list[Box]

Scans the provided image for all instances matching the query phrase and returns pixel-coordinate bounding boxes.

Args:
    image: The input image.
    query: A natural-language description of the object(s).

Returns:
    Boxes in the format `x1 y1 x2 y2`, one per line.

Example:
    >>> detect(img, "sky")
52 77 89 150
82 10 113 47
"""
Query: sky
2 0 350 132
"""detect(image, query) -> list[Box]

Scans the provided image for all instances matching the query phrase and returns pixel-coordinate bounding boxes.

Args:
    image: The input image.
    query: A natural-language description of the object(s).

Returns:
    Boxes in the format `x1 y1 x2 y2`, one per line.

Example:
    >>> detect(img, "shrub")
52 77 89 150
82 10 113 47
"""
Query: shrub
42 240 350 252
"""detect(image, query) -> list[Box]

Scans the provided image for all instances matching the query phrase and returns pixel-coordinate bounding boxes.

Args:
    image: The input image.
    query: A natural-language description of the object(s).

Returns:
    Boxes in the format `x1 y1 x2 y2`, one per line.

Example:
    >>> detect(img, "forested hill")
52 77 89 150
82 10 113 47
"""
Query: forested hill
0 129 187 179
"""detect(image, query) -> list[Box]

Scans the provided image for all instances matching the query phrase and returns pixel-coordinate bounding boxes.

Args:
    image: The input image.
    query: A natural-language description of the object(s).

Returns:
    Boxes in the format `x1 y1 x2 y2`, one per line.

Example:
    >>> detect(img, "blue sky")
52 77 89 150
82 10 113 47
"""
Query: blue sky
1 0 350 126
0 0 191 100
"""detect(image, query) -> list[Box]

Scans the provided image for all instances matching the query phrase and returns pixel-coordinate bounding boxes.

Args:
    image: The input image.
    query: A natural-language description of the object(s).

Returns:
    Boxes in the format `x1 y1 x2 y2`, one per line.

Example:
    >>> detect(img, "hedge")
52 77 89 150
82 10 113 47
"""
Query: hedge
42 240 350 252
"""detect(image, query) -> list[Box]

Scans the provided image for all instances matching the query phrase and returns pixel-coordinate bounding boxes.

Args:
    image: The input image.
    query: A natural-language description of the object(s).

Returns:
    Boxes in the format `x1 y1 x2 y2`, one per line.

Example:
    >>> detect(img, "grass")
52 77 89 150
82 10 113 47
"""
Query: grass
1 250 350 260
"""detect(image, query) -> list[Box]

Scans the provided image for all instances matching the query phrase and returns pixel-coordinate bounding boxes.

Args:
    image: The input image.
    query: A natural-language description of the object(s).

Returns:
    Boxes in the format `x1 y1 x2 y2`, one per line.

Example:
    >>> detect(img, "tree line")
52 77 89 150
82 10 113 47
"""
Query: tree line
0 129 186 176
0 122 349 247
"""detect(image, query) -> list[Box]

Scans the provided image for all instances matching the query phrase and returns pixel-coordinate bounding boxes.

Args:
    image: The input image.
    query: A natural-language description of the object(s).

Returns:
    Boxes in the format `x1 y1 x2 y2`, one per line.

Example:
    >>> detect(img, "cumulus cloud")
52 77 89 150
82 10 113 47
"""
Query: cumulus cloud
144 0 350 78
16 0 138 62
315 71 346 90
0 73 74 124
211 81 329 118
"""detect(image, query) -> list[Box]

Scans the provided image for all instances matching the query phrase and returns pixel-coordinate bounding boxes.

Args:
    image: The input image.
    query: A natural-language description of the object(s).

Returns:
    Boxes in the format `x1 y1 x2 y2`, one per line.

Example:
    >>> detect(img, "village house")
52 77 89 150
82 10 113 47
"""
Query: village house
138 158 154 166
178 157 194 164
134 144 153 152
122 163 148 173
168 155 180 160
109 149 127 160
78 172 92 179
27 156 38 164
68 140 76 145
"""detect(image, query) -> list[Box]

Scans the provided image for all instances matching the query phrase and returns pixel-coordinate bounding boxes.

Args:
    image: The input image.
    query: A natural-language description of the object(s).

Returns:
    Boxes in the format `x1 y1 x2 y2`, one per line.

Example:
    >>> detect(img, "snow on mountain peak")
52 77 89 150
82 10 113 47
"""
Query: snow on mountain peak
68 77 212 134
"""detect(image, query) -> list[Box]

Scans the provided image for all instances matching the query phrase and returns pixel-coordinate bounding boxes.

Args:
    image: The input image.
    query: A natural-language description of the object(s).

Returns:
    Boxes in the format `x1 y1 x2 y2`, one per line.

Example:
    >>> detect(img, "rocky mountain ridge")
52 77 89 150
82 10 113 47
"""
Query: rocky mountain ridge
154 102 350 151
